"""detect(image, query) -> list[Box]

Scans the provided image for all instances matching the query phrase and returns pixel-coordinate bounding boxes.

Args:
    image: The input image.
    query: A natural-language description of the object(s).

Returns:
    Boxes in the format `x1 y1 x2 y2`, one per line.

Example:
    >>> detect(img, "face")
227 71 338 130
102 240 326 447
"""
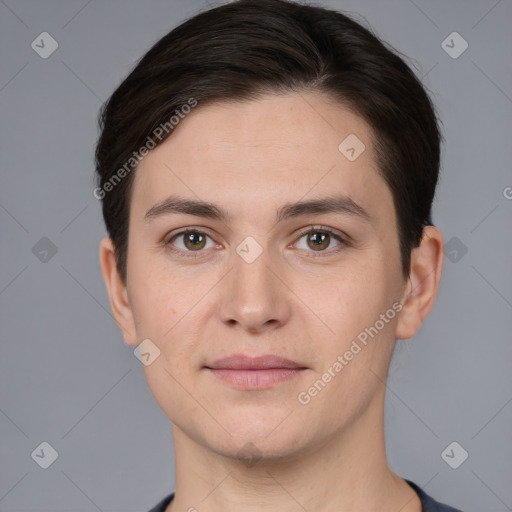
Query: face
119 92 409 460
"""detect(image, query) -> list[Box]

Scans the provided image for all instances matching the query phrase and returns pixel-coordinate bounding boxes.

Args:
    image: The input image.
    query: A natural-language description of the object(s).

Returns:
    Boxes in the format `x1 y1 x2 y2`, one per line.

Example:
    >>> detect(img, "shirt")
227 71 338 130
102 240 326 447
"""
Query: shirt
147 479 463 511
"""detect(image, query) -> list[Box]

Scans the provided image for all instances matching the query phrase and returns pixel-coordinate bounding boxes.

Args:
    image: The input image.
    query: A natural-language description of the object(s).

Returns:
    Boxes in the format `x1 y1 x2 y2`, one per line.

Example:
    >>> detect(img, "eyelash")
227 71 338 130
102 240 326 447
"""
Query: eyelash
164 225 349 259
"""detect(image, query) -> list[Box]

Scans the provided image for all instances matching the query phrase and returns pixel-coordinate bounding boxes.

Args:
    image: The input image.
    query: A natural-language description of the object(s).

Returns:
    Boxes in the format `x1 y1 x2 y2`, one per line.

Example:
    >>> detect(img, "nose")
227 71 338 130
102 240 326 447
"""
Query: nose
217 241 291 334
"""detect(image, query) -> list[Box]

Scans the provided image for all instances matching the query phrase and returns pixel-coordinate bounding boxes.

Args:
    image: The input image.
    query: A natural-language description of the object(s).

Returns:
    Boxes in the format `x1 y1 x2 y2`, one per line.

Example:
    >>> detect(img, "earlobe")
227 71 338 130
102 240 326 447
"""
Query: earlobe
395 226 444 340
99 236 138 346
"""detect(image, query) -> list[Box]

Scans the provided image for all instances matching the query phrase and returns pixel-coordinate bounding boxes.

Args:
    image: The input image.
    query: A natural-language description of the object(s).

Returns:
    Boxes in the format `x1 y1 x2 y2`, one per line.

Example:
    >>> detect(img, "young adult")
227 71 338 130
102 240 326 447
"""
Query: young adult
95 1 462 510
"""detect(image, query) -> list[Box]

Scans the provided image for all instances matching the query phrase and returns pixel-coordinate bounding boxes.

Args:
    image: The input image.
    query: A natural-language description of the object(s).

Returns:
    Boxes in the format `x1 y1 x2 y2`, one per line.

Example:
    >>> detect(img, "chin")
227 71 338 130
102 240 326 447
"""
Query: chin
212 436 308 467
206 418 313 462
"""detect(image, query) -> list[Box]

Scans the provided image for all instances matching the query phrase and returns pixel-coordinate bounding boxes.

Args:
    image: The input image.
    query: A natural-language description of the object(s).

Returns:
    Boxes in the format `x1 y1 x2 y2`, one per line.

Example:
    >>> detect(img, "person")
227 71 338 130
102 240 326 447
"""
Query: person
95 1 463 510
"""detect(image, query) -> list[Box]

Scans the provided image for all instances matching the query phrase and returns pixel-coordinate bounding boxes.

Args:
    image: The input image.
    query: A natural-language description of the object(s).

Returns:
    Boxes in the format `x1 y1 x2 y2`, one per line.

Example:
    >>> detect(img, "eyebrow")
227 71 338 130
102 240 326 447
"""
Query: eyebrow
144 194 371 224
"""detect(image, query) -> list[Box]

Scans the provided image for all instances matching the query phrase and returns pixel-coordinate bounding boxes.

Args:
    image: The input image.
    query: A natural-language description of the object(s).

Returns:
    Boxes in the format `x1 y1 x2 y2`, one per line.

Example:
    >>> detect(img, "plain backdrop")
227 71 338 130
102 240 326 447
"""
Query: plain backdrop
1 1 511 511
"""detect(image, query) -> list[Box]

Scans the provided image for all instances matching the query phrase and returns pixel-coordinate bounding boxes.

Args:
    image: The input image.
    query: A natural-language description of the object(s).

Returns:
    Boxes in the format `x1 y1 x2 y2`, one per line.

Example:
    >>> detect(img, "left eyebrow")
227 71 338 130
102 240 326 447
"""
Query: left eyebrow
276 195 371 224
144 194 372 224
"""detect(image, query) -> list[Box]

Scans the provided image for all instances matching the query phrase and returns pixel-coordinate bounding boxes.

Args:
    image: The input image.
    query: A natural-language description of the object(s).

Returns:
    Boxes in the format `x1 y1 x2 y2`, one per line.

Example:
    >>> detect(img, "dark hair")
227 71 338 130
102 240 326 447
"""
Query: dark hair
95 0 442 284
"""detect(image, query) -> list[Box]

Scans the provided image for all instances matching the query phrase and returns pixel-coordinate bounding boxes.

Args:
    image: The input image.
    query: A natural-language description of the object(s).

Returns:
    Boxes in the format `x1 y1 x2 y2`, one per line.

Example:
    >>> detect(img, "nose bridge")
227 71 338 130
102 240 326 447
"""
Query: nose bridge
218 235 290 331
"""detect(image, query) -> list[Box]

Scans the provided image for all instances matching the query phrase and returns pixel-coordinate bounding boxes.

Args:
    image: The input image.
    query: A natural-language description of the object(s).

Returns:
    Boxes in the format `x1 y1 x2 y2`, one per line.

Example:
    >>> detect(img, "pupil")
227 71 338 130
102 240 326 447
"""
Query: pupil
189 233 198 243
187 232 203 248
310 232 328 249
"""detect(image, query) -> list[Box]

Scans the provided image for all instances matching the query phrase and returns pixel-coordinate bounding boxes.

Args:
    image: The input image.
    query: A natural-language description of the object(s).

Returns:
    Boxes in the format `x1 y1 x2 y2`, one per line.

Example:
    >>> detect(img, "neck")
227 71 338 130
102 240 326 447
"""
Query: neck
166 387 421 512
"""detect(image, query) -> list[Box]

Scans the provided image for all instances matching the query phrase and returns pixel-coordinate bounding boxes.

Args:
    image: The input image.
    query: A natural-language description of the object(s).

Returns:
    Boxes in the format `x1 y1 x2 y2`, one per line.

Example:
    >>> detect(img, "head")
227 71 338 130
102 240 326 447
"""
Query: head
97 0 443 461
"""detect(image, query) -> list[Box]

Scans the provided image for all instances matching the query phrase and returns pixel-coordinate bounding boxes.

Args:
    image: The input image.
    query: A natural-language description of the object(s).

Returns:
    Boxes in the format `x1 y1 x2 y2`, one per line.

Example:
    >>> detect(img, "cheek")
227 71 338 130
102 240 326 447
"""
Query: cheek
127 244 181 333
301 364 383 434
126 255 207 371
315 262 387 336
129 276 172 335
302 255 399 376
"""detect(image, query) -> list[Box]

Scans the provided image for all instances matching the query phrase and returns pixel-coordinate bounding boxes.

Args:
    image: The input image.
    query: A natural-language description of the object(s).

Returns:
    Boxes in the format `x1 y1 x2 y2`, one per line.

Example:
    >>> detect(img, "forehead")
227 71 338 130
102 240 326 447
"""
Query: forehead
130 91 394 228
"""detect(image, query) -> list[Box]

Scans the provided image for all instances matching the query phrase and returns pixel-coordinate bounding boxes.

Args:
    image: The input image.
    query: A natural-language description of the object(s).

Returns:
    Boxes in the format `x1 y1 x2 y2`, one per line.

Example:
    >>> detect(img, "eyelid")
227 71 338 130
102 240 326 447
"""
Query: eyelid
291 224 349 255
164 226 216 245
163 227 219 259
164 224 349 258
294 224 346 241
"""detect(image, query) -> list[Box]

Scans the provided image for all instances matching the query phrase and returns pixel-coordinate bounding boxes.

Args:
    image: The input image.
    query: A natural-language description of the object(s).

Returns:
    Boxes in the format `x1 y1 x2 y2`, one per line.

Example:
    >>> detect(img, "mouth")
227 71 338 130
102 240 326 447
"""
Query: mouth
204 354 308 389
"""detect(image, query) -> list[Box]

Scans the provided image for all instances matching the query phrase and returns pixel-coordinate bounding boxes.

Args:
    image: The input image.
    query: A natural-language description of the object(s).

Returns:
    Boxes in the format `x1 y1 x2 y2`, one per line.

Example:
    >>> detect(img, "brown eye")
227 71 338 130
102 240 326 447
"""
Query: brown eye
182 231 207 251
166 229 215 257
306 231 331 251
294 226 347 256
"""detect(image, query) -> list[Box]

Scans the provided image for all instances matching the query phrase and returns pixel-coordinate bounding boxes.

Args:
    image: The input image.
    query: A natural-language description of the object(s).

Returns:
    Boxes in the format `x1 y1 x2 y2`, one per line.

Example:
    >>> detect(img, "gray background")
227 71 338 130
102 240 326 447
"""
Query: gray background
1 0 511 510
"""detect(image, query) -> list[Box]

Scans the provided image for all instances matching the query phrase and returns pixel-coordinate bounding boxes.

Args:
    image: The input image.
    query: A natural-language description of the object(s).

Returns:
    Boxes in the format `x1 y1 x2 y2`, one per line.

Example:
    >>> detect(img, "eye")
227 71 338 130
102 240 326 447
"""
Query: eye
164 225 349 259
293 225 347 256
165 229 216 258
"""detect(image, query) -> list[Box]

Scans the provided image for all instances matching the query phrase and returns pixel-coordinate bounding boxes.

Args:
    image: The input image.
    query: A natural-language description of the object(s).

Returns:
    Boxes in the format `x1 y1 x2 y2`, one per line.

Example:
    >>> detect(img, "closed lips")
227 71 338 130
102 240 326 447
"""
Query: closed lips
205 354 307 370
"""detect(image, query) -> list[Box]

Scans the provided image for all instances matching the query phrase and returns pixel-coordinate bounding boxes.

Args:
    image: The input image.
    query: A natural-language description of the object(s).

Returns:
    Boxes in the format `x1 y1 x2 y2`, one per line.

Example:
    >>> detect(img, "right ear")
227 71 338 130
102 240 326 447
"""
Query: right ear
99 236 138 346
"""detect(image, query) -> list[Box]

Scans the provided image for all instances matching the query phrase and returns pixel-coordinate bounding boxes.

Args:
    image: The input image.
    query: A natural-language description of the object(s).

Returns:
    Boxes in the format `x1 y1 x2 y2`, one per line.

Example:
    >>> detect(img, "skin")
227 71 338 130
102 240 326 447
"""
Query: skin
100 91 443 512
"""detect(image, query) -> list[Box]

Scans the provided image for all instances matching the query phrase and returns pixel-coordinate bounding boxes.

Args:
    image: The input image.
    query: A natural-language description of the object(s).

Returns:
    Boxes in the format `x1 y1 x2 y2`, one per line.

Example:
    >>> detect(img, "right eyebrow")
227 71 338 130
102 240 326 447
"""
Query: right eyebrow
144 196 228 222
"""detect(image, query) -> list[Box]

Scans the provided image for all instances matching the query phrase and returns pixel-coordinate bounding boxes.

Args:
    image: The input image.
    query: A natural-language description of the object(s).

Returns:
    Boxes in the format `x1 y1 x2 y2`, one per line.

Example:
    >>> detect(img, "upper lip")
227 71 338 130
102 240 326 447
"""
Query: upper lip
206 354 306 370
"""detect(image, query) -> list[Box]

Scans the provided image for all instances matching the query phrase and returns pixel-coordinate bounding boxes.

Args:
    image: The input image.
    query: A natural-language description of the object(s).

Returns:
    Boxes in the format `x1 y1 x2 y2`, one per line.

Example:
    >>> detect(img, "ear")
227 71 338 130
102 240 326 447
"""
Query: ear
99 236 138 346
395 226 444 340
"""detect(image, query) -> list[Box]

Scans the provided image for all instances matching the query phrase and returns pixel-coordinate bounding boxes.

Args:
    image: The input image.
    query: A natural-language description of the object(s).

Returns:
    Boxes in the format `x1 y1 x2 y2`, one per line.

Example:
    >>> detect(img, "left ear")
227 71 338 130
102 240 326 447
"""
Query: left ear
395 226 444 340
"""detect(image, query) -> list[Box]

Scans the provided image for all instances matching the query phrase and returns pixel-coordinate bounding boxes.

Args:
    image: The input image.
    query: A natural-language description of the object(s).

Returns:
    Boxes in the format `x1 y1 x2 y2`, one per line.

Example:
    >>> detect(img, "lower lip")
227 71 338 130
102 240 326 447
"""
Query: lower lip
207 368 305 389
